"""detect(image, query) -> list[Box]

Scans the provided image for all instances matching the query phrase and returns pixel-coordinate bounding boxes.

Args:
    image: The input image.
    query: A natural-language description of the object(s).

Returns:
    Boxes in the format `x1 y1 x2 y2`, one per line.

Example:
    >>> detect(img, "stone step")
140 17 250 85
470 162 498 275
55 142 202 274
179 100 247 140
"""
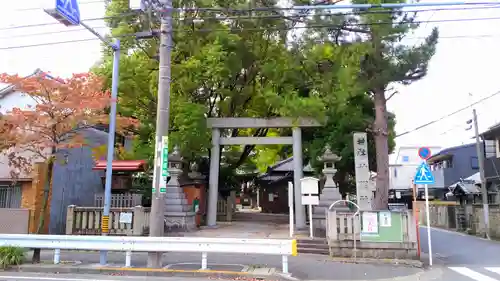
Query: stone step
297 238 328 245
298 246 330 255
297 238 329 255
232 213 289 223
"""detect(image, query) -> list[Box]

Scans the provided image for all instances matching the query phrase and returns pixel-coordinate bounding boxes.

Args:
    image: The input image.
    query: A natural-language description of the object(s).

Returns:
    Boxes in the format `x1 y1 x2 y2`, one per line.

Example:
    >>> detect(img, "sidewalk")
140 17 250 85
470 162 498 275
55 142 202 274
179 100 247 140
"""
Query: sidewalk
12 250 432 281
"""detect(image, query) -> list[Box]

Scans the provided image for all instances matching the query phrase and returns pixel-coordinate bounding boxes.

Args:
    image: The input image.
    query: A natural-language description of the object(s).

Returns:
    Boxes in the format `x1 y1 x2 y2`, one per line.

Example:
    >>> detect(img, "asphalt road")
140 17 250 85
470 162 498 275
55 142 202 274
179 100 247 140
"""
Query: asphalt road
420 226 500 281
0 272 211 281
34 250 422 281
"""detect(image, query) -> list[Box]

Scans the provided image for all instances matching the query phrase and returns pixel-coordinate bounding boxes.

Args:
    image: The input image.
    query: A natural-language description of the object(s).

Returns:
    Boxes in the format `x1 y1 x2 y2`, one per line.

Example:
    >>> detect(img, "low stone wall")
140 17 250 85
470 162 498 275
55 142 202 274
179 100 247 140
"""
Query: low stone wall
328 240 418 259
326 210 418 260
418 202 500 239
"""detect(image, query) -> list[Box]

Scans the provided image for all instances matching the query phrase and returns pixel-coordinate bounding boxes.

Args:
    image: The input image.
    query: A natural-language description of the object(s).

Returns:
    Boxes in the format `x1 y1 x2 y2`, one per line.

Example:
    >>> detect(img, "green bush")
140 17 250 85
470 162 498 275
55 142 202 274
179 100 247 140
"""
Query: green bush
0 246 25 269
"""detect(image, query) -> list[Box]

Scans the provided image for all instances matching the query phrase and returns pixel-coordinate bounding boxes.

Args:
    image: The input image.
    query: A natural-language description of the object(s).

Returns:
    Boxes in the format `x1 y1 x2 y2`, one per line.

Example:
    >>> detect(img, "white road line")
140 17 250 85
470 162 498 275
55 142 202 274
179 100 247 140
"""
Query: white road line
0 276 105 281
449 267 499 281
486 268 500 275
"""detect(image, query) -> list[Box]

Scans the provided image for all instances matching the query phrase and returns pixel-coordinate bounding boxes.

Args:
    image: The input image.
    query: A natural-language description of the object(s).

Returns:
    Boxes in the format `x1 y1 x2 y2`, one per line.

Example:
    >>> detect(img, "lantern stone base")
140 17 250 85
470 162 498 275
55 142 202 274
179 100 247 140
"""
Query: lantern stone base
164 211 196 232
163 186 196 232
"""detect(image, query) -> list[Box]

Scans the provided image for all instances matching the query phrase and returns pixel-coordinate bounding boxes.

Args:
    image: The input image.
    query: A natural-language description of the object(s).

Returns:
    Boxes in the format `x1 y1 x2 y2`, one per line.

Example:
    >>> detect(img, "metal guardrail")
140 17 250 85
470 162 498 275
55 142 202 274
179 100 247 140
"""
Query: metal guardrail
0 234 297 273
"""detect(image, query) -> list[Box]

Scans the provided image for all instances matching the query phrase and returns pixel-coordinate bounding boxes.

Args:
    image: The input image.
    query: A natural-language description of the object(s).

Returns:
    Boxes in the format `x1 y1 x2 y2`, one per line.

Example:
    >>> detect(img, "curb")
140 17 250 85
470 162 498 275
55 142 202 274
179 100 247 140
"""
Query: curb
9 264 285 280
327 257 423 268
296 254 423 268
278 267 443 281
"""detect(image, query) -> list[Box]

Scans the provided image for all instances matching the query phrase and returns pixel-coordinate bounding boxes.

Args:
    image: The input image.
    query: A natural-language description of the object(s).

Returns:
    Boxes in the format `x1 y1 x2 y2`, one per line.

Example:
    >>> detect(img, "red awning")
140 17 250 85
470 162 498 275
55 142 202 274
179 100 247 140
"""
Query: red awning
93 160 147 171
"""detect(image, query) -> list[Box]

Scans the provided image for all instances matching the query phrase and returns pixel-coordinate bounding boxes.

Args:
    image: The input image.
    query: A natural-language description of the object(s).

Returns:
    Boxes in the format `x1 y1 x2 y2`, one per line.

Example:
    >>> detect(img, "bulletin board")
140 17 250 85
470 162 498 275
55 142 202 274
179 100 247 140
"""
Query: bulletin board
360 211 404 243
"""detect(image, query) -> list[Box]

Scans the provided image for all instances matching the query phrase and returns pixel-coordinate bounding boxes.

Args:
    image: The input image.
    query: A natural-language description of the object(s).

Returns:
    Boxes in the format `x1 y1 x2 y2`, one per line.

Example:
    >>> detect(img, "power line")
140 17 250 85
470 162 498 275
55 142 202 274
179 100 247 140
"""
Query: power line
4 10 500 41
2 31 499 50
0 12 137 31
1 4 499 32
2 15 500 50
395 90 500 138
9 0 107 12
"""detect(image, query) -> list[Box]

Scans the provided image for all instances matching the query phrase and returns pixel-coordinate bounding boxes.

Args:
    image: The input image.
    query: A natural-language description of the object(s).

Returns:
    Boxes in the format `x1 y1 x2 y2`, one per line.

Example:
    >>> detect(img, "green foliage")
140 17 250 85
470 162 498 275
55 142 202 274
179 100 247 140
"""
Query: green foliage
300 0 438 203
92 0 440 195
0 246 25 268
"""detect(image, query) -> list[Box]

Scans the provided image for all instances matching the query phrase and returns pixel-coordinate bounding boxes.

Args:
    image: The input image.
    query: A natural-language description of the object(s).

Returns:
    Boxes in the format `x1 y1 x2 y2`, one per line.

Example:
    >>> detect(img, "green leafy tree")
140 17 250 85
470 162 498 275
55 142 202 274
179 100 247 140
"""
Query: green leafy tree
302 0 438 208
304 93 396 195
93 0 332 178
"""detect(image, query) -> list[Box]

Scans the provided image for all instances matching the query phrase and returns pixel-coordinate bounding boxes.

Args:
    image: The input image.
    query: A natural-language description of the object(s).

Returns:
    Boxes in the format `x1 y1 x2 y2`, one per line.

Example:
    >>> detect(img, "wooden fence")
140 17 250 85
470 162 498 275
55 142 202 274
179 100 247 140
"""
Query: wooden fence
66 205 150 236
94 193 142 208
67 196 234 235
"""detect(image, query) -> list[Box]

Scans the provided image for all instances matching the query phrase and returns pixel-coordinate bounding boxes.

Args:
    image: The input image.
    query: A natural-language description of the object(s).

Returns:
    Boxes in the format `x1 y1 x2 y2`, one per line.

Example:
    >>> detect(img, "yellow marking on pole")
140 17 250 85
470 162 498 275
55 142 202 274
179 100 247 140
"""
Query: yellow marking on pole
101 215 109 233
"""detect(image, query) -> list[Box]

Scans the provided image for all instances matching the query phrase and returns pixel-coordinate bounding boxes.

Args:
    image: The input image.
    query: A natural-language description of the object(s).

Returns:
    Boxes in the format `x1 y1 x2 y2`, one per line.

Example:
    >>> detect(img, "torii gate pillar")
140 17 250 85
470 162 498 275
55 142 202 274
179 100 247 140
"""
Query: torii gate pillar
206 117 321 230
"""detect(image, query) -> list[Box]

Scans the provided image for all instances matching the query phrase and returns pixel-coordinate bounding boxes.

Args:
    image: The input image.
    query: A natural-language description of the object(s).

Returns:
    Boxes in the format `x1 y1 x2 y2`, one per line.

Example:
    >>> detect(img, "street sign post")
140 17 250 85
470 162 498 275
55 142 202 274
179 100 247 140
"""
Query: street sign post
415 147 433 266
414 162 434 185
44 0 121 266
44 0 81 26
418 147 432 160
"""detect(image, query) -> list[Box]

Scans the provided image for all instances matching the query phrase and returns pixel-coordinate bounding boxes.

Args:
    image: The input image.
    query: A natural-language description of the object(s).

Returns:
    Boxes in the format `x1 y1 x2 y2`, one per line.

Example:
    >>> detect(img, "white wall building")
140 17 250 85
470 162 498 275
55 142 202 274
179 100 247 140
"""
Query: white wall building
389 146 442 190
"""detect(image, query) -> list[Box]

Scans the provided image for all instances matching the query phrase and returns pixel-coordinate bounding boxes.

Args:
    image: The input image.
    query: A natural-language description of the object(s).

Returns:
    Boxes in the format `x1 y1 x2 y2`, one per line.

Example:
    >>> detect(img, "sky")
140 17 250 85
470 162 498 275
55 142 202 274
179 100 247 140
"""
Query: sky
1 0 500 162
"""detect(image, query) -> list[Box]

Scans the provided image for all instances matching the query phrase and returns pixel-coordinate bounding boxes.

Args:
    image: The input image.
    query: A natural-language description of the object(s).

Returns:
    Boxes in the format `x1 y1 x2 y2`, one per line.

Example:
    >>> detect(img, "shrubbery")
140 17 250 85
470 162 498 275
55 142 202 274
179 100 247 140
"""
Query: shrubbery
0 246 25 269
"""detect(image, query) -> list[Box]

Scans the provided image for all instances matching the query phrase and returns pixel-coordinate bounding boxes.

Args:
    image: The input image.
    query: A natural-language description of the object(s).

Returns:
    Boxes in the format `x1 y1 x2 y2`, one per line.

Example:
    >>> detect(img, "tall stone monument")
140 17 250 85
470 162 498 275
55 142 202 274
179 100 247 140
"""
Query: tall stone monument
164 146 196 232
312 146 346 237
353 132 373 210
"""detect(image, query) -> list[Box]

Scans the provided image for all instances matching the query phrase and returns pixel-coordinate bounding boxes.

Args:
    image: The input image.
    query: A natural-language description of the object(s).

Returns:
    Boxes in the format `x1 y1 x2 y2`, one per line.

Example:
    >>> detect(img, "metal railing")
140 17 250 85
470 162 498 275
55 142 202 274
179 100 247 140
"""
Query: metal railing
0 234 297 274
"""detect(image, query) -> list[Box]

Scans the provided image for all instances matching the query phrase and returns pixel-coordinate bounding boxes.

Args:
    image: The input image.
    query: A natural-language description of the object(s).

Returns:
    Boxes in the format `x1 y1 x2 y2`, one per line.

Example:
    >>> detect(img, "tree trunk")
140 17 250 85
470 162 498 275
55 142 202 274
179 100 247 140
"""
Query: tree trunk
32 155 55 264
372 89 390 210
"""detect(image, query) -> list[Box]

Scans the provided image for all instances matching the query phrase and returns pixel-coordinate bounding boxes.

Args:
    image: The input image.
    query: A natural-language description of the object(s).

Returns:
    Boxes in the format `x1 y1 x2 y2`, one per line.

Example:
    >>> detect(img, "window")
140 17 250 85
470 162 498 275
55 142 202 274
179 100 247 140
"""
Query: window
471 157 479 169
402 156 409 162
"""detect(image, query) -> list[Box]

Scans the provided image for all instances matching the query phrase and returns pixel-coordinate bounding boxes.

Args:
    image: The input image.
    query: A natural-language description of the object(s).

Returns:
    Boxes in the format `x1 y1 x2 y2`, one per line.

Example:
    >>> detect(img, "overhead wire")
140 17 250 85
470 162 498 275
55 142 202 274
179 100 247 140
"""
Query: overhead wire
10 0 107 12
3 12 500 41
2 14 500 49
395 90 500 138
1 4 500 31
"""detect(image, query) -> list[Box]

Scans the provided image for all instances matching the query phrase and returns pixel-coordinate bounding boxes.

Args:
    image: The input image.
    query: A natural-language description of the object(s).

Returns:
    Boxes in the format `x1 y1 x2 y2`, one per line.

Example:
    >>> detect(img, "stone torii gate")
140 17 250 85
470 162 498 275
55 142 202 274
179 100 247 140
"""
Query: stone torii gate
206 117 321 229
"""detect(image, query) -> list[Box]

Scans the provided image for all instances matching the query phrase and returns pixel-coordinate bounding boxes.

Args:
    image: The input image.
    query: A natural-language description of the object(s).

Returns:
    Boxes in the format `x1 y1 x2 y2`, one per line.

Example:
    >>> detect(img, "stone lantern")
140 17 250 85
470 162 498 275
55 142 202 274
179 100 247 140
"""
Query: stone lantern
164 146 196 232
312 145 345 237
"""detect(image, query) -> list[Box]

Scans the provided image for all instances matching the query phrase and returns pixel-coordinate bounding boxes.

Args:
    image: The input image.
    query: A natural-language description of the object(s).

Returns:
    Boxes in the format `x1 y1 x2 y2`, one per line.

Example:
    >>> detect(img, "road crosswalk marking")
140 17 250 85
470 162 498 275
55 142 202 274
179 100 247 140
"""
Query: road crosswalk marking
449 267 500 281
487 268 500 275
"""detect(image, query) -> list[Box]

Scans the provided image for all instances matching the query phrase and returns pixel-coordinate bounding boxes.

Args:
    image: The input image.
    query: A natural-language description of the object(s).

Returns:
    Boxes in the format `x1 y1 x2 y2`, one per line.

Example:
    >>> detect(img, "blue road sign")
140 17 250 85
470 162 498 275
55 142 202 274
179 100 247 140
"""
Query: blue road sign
56 0 81 25
414 162 435 184
418 147 431 160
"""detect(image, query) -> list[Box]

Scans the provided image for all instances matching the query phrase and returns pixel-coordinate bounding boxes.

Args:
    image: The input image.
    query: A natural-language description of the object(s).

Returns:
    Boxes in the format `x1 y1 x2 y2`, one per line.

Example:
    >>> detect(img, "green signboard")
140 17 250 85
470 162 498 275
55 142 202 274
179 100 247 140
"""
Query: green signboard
152 136 169 194
360 211 404 243
159 136 168 193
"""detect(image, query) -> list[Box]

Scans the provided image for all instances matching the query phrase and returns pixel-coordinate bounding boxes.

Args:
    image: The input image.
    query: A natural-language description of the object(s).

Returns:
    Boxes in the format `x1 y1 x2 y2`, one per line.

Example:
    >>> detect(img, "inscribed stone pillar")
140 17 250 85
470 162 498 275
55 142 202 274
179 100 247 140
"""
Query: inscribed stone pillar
312 146 346 237
164 146 196 232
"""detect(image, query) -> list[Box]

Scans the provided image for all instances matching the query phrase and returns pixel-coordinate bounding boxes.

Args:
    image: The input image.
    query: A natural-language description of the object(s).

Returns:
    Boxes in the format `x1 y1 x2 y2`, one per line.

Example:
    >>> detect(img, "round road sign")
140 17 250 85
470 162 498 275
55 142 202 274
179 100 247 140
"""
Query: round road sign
418 147 431 160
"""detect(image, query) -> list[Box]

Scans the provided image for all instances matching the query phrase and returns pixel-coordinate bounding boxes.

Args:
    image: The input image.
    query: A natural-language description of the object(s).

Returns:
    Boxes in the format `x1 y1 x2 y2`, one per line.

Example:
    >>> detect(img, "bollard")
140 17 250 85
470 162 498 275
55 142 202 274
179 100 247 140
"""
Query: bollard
281 255 288 274
53 249 61 264
125 251 132 267
201 252 208 270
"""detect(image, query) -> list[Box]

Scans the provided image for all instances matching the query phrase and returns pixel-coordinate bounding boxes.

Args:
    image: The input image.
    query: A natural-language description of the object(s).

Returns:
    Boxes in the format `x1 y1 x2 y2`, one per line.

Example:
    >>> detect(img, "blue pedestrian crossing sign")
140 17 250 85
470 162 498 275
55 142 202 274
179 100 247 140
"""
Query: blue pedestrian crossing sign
45 0 81 26
414 162 435 184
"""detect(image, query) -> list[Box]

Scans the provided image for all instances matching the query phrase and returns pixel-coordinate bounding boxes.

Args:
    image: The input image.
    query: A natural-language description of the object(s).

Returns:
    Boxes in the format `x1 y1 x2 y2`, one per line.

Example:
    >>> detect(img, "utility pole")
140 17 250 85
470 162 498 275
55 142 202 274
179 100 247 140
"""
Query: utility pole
473 108 490 240
147 0 173 268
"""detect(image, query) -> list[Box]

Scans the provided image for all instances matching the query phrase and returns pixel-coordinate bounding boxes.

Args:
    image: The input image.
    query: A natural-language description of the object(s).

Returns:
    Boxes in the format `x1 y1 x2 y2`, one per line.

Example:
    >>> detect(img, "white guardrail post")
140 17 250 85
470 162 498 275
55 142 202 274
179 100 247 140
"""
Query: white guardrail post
0 235 297 274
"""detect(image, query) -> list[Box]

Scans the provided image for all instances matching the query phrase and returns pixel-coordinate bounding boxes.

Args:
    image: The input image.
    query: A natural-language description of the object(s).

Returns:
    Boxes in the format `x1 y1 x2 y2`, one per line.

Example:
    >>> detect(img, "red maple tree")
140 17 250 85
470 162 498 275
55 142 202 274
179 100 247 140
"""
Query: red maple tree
0 72 137 263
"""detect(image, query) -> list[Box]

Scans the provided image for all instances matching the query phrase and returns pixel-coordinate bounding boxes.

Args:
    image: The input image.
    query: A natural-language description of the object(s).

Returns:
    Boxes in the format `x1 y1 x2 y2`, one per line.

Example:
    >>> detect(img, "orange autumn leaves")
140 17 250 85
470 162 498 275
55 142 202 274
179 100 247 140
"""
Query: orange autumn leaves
0 72 138 174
